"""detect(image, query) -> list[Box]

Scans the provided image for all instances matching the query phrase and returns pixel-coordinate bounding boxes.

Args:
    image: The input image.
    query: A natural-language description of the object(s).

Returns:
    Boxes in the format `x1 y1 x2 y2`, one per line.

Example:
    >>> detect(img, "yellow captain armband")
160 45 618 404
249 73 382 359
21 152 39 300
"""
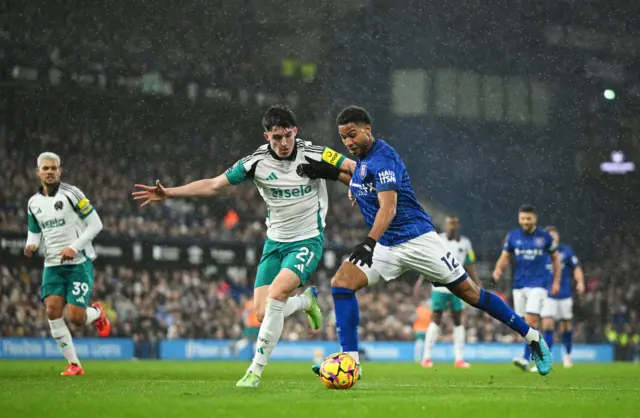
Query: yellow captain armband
321 147 346 167
466 249 477 264
77 198 94 216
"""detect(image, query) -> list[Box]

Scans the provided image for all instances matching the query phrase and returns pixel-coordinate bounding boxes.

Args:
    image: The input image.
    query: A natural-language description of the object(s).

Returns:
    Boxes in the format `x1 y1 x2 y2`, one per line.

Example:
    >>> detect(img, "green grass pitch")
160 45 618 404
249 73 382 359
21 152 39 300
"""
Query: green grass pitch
1 361 638 418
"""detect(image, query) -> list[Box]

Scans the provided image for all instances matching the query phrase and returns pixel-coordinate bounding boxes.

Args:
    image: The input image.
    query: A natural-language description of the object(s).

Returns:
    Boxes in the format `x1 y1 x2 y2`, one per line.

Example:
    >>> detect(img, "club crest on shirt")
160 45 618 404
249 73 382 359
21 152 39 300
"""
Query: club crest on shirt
535 237 545 248
359 163 367 178
54 201 64 211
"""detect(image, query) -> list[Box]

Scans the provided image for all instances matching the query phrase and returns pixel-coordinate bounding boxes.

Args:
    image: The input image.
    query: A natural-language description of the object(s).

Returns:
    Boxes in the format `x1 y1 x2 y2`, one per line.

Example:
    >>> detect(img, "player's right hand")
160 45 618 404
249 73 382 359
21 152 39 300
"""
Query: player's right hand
132 180 169 207
348 237 376 267
491 269 502 281
24 244 37 258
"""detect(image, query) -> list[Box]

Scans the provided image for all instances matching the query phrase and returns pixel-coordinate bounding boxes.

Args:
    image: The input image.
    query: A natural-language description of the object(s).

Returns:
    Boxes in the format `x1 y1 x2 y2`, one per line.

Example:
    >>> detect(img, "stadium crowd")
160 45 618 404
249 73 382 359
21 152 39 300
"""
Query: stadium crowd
2 246 639 360
1 92 639 362
0 93 365 249
0 5 638 359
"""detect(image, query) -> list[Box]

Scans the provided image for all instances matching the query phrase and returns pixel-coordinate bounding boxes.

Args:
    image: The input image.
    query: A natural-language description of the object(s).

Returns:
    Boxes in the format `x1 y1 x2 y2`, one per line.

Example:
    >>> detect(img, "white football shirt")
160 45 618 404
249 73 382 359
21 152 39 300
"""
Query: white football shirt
27 182 97 267
225 138 346 242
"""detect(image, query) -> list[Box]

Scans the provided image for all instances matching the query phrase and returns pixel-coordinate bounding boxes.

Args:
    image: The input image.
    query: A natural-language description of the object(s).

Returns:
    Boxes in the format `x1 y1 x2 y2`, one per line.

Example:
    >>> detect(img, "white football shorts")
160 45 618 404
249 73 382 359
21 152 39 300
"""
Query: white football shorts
355 231 467 287
512 287 548 317
541 297 573 320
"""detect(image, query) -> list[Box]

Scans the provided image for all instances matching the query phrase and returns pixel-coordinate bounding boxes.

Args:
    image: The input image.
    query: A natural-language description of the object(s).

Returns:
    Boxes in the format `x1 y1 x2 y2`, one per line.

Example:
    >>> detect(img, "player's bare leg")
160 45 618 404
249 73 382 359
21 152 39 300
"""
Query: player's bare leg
238 269 312 387
451 310 470 368
421 310 441 368
253 284 320 326
45 296 84 375
449 278 552 375
253 285 270 324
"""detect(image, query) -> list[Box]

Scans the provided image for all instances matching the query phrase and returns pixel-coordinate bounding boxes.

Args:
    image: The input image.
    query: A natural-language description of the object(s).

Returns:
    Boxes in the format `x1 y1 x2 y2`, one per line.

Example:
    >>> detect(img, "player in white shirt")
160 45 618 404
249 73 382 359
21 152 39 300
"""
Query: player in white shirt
414 216 480 368
23 152 111 376
133 106 355 387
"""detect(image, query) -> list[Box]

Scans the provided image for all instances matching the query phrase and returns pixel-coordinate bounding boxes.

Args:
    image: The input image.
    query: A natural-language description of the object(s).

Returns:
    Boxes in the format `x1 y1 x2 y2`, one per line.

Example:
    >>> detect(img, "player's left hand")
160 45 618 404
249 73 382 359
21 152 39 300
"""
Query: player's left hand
551 281 560 296
576 281 585 295
348 237 376 267
296 162 340 181
60 247 77 263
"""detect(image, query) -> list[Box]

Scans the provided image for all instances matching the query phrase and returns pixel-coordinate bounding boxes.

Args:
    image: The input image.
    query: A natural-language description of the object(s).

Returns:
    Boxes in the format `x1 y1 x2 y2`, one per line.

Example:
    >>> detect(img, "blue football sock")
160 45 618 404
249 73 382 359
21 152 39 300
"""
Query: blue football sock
331 287 360 353
473 289 531 337
524 343 531 361
543 330 554 352
562 330 573 355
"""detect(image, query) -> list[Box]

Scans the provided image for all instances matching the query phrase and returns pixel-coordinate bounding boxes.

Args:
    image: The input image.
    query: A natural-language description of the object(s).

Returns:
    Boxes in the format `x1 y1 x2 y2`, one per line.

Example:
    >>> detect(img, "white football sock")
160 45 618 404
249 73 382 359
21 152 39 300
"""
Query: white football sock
423 322 441 360
85 306 100 325
49 318 80 366
249 298 285 377
524 328 540 344
414 338 424 363
453 325 466 362
346 351 360 364
283 294 310 317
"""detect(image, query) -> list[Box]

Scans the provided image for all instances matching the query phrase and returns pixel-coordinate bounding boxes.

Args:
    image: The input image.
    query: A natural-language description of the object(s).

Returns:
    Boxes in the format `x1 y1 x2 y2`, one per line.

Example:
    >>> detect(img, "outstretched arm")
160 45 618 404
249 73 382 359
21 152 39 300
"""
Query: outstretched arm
166 174 231 198
133 174 232 207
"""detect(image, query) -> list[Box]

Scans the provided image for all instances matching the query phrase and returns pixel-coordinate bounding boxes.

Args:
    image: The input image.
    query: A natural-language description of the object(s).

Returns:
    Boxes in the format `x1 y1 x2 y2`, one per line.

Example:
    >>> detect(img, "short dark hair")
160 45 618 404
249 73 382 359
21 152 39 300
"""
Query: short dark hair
545 225 558 233
519 204 537 214
262 105 297 131
336 106 372 126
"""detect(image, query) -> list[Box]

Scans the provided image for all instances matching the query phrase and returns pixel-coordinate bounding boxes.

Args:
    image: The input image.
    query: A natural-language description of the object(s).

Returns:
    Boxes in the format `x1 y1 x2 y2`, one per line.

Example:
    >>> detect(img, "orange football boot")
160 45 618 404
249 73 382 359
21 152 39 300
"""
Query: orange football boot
92 302 111 337
61 363 84 376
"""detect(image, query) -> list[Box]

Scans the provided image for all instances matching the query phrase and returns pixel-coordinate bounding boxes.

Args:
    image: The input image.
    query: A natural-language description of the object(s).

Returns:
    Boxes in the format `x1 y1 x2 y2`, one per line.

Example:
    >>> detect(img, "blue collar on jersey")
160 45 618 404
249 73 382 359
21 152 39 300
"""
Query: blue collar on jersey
358 138 379 160
520 226 538 235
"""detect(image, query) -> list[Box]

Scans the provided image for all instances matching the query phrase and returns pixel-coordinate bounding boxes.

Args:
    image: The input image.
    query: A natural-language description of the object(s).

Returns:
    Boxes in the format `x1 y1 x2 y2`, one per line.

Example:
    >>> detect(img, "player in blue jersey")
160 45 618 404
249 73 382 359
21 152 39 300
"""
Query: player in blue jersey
492 204 562 372
299 106 553 376
540 226 585 368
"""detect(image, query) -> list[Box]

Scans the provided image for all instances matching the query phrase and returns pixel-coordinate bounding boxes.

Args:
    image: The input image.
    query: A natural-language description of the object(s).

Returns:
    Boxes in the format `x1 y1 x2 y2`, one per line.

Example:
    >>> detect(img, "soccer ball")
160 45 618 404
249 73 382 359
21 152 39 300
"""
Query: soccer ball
319 352 359 389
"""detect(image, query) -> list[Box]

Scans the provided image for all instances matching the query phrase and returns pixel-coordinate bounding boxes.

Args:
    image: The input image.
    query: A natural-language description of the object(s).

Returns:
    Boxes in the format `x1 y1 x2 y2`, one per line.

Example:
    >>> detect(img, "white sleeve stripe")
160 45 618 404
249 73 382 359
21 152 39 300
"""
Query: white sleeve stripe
60 184 83 201
60 183 83 197
60 186 82 201
242 150 268 164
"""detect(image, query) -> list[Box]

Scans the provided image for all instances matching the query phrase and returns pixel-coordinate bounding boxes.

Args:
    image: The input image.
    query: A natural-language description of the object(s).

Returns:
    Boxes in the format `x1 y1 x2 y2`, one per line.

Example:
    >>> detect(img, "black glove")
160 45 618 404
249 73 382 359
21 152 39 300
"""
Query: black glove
348 237 377 267
296 160 340 181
